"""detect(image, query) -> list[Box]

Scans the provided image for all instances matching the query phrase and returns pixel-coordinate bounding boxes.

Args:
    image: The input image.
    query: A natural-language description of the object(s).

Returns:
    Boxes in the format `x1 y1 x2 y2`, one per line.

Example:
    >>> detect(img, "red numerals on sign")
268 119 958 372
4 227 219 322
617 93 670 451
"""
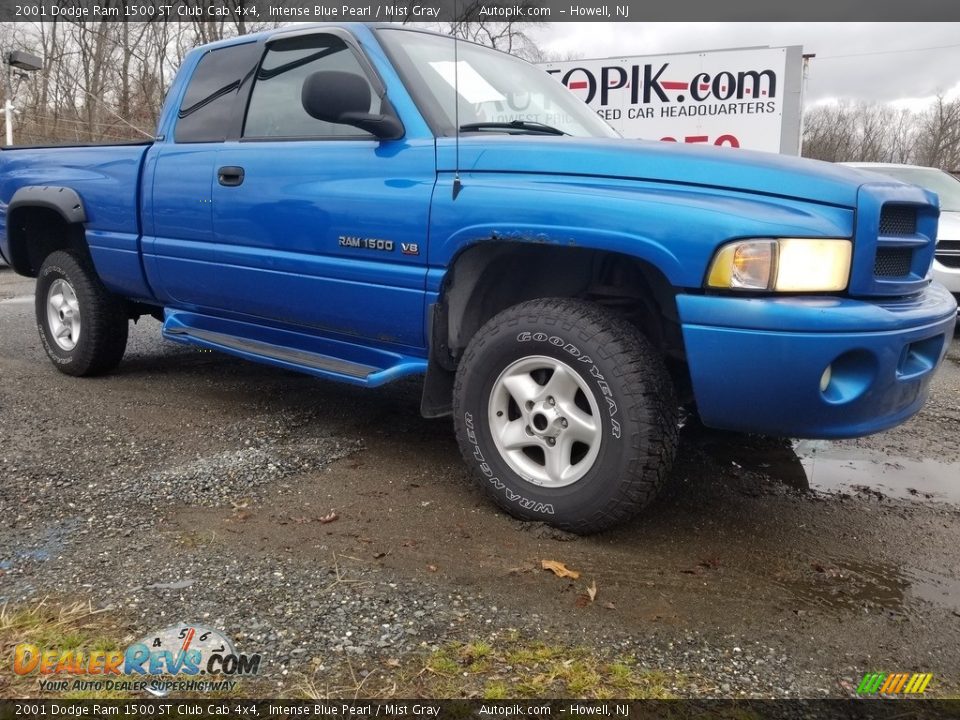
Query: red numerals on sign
660 135 741 148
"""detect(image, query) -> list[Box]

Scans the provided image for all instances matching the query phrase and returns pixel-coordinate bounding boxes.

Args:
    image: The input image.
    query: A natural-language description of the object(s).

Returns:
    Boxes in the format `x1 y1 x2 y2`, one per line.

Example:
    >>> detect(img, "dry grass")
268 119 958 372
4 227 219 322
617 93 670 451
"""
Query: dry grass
293 634 683 700
0 597 128 698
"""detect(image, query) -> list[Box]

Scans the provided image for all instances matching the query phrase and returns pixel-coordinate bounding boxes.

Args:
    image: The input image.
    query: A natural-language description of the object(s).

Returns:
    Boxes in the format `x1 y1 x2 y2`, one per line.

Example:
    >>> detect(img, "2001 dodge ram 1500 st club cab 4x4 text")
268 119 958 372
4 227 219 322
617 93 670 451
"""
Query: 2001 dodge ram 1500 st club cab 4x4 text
1 24 956 533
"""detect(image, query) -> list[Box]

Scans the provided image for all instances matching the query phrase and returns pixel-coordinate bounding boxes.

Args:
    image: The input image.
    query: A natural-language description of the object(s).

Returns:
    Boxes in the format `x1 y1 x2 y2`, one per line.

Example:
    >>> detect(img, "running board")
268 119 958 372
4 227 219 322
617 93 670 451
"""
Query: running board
162 310 427 387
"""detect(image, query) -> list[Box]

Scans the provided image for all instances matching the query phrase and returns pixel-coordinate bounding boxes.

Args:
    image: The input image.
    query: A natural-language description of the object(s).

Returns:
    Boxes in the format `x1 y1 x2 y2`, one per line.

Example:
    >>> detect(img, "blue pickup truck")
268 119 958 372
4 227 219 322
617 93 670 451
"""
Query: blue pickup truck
1 24 956 533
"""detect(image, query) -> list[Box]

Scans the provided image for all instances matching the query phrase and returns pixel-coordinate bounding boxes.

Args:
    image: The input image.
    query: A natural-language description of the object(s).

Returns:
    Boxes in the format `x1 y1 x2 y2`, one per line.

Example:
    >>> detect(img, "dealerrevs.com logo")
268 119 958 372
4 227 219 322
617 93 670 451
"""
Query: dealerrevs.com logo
13 623 261 695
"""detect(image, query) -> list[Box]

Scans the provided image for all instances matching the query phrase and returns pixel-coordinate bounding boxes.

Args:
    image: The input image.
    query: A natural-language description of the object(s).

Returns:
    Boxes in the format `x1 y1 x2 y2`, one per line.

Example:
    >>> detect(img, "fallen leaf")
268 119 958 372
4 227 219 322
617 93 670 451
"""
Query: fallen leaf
574 579 598 608
319 510 338 524
603 601 616 610
541 560 580 579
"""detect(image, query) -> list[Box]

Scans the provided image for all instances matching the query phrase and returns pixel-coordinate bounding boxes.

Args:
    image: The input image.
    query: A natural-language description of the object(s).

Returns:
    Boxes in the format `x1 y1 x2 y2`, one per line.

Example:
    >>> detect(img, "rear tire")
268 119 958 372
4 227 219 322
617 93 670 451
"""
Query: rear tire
453 298 678 534
35 250 129 376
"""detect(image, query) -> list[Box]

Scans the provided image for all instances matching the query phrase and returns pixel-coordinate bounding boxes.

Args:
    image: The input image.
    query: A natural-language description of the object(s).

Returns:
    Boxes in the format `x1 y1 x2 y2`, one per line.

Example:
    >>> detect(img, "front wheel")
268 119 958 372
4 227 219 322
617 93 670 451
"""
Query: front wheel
453 298 678 534
35 250 129 376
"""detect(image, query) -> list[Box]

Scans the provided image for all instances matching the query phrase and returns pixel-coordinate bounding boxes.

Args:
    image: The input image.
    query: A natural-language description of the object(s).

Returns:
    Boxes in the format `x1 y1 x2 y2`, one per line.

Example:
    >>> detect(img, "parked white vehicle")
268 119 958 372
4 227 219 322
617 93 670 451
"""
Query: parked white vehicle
843 163 960 300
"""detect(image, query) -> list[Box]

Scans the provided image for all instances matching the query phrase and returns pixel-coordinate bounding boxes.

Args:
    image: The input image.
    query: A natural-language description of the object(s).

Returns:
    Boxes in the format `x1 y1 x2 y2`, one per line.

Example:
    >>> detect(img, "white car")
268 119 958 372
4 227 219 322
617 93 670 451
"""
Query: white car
843 163 960 300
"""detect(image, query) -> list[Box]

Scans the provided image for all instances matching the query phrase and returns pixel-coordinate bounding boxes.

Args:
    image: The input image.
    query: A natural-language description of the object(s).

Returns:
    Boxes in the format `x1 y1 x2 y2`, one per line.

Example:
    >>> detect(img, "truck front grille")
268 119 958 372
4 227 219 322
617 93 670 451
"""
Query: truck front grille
874 247 914 277
849 185 936 297
879 204 917 236
936 240 960 269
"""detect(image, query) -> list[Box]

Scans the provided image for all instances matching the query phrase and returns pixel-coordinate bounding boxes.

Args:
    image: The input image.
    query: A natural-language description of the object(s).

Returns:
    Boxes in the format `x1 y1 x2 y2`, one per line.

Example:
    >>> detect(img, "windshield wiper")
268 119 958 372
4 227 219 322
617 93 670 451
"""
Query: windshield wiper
458 120 569 136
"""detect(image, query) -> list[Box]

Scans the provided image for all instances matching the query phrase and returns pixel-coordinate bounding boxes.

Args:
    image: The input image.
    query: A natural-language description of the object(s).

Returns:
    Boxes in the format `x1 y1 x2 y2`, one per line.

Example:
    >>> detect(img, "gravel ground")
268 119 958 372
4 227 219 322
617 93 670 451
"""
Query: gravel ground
1 269 959 699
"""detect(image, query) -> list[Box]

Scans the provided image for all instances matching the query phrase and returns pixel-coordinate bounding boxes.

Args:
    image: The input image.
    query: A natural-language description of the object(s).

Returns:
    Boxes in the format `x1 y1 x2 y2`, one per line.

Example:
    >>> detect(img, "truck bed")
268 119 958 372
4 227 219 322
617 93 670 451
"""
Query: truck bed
0 142 153 298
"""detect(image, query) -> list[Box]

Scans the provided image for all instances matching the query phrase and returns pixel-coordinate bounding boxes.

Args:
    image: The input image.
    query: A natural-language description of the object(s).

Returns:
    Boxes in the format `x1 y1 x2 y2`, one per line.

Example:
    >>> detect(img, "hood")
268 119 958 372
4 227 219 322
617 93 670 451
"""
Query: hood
439 137 874 208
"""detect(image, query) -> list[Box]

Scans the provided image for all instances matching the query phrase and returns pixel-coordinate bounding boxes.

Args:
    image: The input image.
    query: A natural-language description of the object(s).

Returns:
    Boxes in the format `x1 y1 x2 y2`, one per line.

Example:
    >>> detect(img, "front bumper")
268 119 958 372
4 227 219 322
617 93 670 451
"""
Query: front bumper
678 282 957 438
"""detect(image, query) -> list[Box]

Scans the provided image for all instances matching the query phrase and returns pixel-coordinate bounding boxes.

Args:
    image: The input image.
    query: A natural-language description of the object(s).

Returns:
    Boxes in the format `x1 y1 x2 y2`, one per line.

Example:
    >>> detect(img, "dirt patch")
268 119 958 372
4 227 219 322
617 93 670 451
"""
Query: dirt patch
2 272 960 698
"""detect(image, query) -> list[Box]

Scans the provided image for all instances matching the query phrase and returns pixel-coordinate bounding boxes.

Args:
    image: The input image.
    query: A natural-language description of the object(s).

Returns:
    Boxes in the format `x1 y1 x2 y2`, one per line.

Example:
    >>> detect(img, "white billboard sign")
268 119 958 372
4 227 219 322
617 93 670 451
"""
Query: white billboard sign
542 46 804 155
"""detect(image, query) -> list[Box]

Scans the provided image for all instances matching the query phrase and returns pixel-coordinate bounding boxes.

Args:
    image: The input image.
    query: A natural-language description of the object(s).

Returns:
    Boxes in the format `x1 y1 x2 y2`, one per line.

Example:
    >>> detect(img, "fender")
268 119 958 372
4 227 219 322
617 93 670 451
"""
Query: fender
8 186 87 225
427 174 856 292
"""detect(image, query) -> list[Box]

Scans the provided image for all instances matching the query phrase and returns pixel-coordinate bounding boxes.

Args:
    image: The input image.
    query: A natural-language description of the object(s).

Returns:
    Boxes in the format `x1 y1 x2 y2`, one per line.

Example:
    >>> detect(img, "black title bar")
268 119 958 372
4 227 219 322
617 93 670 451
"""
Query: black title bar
4 700 960 719
0 0 958 22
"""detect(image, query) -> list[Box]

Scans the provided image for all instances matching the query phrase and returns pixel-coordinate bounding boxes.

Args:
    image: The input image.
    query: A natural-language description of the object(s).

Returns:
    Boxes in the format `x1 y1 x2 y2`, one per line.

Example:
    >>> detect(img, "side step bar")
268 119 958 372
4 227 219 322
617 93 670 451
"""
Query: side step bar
162 310 428 387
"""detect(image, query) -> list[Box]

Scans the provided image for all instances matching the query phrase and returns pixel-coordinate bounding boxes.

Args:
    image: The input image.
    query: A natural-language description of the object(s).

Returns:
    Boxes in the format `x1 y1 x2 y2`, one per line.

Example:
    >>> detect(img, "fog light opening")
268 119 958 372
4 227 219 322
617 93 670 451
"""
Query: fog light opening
819 365 832 393
820 349 878 405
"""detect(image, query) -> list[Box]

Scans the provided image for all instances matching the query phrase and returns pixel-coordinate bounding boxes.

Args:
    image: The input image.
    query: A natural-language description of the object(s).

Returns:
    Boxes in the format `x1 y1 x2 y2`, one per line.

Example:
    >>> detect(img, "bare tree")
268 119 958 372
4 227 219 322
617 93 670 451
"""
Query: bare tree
412 5 546 62
0 18 284 145
798 100 957 168
914 95 960 170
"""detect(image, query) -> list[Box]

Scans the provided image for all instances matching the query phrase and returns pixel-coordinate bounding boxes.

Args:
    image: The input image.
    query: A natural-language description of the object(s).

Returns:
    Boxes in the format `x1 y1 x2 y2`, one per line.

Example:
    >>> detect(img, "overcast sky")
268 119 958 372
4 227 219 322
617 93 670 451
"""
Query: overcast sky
530 23 960 109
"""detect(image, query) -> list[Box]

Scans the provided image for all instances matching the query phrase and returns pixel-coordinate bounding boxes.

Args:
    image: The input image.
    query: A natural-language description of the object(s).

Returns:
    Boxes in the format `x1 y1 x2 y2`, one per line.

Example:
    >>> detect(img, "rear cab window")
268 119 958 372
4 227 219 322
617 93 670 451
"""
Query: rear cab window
174 42 261 143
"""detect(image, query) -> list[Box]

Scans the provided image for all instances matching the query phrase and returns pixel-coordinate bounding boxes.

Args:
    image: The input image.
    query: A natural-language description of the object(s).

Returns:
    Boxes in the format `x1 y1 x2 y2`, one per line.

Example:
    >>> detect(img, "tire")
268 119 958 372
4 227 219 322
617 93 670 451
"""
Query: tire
453 298 678 534
35 250 129 376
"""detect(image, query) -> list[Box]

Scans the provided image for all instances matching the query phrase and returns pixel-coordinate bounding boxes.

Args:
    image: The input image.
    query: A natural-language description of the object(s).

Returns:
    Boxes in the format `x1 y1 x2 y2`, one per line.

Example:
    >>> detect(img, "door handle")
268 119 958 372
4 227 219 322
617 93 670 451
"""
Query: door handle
217 166 245 187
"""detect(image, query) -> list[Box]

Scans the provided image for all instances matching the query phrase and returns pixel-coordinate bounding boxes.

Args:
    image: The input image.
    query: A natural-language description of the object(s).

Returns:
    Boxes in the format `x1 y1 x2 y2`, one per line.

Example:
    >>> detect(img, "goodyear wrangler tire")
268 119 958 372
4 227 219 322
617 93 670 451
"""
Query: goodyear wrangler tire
36 250 129 377
453 298 678 534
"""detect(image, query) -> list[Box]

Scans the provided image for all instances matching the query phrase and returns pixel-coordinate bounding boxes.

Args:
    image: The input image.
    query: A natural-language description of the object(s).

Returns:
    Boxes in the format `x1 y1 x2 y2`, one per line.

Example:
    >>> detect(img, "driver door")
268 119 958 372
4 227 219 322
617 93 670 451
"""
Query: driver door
206 32 434 349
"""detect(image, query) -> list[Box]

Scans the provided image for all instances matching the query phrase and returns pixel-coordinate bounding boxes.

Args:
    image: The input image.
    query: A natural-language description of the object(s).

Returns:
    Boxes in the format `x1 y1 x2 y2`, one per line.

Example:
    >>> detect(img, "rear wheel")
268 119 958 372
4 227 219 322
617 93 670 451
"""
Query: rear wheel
35 250 129 376
453 298 678 534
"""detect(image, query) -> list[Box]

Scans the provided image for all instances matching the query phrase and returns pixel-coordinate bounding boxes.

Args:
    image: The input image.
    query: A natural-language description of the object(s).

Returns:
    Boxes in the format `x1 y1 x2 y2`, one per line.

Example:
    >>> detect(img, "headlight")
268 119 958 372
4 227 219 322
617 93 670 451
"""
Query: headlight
706 238 852 292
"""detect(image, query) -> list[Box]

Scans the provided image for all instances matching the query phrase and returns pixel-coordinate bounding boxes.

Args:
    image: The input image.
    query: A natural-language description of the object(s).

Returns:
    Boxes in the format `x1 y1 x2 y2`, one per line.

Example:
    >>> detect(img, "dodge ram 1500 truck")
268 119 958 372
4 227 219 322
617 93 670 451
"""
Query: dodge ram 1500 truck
1 24 956 533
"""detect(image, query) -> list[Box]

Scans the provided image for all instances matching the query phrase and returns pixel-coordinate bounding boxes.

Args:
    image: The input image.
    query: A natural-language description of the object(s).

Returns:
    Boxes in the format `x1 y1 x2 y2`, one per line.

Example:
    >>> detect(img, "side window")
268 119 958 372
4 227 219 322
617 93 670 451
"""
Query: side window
243 35 380 139
175 42 261 143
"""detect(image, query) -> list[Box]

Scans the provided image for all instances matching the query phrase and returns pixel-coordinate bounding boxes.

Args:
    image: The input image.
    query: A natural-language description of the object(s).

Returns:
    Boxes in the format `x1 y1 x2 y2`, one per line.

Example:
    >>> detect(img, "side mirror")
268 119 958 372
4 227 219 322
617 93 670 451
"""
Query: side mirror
301 70 404 140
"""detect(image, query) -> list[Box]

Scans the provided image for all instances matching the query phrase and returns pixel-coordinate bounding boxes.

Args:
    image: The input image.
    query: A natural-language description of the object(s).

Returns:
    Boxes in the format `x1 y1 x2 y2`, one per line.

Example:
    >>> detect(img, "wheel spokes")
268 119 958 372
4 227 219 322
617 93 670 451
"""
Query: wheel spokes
543 442 570 485
499 419 533 451
561 404 598 444
46 279 81 352
542 362 581 404
488 354 603 488
501 371 542 408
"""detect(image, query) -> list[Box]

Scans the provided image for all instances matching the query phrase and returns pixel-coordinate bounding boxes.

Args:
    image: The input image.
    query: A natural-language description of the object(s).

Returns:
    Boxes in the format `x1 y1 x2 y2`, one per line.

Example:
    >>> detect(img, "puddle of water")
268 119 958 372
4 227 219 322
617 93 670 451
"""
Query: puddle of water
795 440 960 503
687 427 960 504
774 559 960 616
776 558 910 613
908 568 960 612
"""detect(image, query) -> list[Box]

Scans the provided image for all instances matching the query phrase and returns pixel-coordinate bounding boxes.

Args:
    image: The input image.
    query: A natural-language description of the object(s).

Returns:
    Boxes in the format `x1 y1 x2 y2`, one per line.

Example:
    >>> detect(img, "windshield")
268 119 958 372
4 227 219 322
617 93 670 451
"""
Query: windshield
857 166 960 212
376 29 619 139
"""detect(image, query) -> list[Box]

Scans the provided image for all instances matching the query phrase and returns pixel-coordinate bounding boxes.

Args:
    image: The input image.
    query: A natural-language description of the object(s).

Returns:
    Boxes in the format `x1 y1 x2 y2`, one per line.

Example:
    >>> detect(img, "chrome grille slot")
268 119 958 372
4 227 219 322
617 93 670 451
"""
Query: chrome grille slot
874 247 913 277
936 239 960 269
879 204 917 236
